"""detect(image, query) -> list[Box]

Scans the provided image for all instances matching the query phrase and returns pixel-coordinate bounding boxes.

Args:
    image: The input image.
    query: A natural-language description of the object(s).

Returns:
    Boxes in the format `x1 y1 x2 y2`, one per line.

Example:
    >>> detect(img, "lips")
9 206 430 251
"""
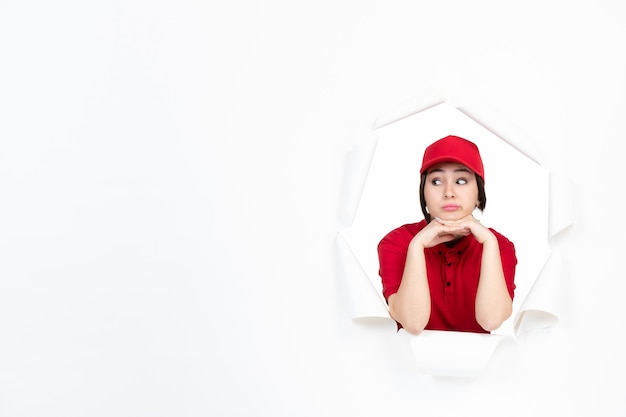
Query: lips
442 204 460 211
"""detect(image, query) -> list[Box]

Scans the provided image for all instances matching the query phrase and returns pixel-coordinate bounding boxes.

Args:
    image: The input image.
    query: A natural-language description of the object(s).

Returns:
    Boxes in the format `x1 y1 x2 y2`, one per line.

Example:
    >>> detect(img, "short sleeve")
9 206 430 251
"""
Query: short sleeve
493 230 517 300
377 226 414 302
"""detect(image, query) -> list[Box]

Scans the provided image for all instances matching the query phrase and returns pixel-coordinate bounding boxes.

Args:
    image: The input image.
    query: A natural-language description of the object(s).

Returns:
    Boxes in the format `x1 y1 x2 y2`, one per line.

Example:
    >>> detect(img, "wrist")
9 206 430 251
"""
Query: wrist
408 238 425 252
480 233 497 246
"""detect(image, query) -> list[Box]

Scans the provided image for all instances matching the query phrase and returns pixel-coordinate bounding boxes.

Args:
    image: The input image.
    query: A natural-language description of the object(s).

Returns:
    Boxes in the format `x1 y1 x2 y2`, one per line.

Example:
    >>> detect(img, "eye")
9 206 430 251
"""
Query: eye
431 178 442 185
456 178 468 185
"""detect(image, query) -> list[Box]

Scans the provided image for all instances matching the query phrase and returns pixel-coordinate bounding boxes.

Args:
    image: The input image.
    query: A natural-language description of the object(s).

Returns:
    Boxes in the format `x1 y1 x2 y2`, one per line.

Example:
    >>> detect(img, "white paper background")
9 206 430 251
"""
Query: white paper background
339 100 560 376
341 101 552 333
1 1 625 416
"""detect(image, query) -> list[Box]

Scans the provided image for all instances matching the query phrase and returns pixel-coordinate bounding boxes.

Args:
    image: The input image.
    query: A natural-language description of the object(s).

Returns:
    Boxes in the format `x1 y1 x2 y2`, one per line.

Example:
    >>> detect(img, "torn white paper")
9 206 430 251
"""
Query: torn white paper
338 97 572 377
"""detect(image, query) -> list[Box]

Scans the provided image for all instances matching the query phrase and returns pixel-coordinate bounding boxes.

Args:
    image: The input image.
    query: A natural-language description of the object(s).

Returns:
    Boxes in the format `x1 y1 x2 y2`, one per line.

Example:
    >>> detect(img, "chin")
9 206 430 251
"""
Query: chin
438 213 462 220
438 211 470 221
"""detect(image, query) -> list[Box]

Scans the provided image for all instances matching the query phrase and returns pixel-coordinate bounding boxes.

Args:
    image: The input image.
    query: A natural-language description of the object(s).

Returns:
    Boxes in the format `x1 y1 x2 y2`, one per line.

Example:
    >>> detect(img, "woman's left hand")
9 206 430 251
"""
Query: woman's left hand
433 215 495 244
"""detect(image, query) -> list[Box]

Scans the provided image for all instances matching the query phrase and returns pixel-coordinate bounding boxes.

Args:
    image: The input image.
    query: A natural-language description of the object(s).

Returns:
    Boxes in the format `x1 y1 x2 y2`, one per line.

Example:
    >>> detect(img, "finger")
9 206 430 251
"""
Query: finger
435 233 458 244
439 224 470 234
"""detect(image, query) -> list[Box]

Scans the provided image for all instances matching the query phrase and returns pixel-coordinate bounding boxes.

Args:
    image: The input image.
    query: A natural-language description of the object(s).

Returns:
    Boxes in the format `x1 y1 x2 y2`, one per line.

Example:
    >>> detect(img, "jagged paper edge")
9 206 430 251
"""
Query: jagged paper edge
337 92 572 375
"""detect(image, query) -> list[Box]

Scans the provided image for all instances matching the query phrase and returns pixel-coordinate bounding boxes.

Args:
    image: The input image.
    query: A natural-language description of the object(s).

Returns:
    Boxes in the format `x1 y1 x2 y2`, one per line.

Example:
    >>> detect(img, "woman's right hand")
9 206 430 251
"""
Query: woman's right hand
410 217 471 249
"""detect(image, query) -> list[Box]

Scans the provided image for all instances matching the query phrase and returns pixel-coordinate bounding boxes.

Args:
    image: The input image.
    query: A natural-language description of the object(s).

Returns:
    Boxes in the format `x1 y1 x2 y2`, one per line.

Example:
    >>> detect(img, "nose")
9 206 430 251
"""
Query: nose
443 183 455 198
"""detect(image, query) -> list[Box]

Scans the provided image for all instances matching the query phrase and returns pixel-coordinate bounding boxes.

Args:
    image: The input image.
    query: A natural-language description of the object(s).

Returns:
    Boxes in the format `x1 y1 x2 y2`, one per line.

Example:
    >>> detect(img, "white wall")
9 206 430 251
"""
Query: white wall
0 1 624 416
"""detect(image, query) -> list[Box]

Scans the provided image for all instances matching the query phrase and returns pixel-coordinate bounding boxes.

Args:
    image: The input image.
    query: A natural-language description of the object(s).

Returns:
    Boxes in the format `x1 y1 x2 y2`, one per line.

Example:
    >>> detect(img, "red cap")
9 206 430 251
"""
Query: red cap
420 135 485 181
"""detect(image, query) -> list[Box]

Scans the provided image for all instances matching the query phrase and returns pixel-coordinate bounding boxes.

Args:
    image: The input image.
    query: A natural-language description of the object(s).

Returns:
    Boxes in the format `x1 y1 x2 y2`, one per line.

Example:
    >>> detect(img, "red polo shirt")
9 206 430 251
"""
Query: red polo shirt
377 220 517 333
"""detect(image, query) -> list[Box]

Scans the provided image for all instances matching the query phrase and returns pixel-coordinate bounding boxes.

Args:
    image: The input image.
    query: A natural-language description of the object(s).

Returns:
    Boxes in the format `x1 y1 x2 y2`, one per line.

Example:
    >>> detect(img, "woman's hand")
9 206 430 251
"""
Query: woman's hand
413 215 495 249
432 214 495 244
411 216 471 249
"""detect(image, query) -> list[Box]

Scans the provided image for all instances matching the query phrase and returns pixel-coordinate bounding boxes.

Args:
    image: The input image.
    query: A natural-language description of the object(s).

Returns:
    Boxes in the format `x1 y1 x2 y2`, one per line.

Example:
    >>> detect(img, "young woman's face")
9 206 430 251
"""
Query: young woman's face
424 162 479 221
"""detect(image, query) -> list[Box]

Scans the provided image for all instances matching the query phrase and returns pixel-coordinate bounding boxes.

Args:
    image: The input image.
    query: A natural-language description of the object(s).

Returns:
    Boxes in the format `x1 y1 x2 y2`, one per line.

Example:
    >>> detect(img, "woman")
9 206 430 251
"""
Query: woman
377 135 517 334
